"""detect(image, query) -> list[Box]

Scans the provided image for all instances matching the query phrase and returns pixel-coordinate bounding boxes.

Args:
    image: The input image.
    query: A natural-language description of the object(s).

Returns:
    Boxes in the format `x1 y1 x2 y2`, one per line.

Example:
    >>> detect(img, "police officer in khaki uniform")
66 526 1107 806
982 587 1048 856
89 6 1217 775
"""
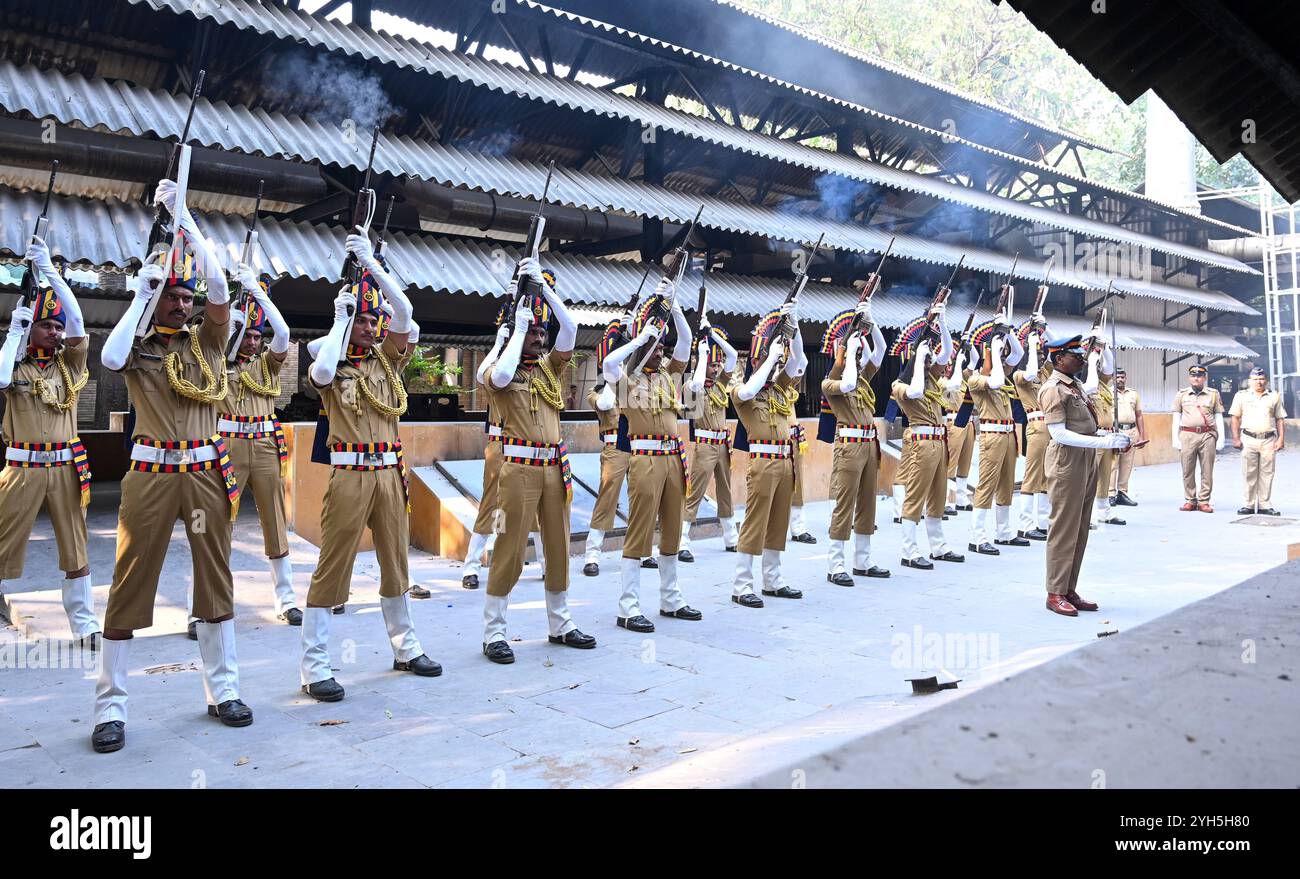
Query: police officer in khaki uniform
299 232 442 700
944 385 976 514
92 179 248 753
820 302 889 584
890 307 965 569
1109 368 1145 506
220 271 300 624
966 319 1026 554
0 238 97 645
482 259 596 663
679 322 739 560
1171 364 1225 512
1231 367 1287 515
787 390 816 544
1039 334 1130 616
602 279 700 631
1083 340 1125 527
1013 316 1052 539
730 301 806 606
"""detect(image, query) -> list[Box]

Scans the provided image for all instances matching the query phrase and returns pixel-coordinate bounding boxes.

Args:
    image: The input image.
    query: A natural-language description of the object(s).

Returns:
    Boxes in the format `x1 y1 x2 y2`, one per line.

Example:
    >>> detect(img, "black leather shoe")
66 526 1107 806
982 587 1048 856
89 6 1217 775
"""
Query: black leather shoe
901 556 934 570
1100 516 1127 526
930 551 965 563
187 620 197 640
207 699 253 727
854 566 891 578
659 606 703 621
91 721 125 753
731 593 764 608
762 585 803 599
944 506 958 517
332 604 346 614
1262 508 1281 516
640 558 658 569
1019 528 1048 541
1114 491 1137 507
995 537 1031 547
462 574 479 590
1238 506 1255 515
892 517 902 524
549 630 597 649
279 608 304 626
957 504 974 512
678 549 695 563
724 545 737 552
827 572 855 587
617 615 655 632
582 562 599 577
409 584 431 599
394 655 443 676
482 641 515 664
790 532 817 544
969 542 1000 555
303 678 345 701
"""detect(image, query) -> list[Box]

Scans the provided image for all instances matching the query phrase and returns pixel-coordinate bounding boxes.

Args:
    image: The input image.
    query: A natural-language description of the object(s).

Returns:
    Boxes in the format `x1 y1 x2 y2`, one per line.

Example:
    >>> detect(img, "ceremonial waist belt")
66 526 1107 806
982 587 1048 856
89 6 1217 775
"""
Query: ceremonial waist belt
749 440 792 458
1243 429 1277 439
979 420 1016 434
908 425 946 440
487 423 503 442
694 428 729 445
629 435 680 455
1117 422 1137 430
836 425 877 442
602 431 619 445
7 439 92 506
1180 425 1214 434
330 441 410 513
330 450 399 467
129 436 240 518
1026 410 1045 421
218 415 277 438
502 438 573 501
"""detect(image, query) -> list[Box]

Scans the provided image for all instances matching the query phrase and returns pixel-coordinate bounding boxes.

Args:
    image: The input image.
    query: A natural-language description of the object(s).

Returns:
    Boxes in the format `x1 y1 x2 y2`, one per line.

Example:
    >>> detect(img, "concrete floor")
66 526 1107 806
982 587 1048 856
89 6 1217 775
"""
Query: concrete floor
1 447 1296 788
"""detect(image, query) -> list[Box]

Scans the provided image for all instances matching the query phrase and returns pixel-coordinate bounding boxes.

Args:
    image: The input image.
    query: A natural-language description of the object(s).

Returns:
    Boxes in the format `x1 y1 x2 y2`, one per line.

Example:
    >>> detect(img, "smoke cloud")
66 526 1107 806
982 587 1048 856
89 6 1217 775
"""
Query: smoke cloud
261 49 397 132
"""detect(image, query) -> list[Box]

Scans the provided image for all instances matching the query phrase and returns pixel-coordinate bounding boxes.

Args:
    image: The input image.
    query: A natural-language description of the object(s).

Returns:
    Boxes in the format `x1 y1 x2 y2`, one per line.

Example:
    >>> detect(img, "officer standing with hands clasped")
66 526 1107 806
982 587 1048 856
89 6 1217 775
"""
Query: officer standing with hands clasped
1038 334 1131 617
1230 366 1287 515
1171 364 1225 513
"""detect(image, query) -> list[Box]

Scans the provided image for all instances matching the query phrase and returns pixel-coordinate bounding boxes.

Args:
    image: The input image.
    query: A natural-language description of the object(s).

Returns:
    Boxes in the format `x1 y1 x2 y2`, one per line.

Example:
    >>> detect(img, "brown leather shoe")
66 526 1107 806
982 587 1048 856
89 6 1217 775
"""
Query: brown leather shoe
1179 501 1197 511
1198 502 1214 513
1065 591 1099 611
1046 594 1078 617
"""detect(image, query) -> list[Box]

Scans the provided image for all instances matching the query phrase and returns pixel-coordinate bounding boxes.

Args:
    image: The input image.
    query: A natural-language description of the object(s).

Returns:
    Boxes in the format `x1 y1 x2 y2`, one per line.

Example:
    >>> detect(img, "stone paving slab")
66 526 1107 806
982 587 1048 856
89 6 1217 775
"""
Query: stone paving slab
2 449 1297 788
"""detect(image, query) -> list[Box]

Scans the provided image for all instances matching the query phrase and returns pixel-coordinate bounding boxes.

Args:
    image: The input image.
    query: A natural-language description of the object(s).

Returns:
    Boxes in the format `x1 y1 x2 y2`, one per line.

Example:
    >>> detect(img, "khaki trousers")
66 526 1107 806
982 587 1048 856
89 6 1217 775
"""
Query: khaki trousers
791 433 806 506
901 433 947 522
486 461 570 596
738 455 794 555
103 468 233 630
946 421 975 479
306 467 409 607
1095 447 1116 500
589 444 629 533
1021 421 1048 494
623 453 685 559
226 436 288 557
1241 433 1278 507
1111 427 1140 493
974 430 1016 508
472 441 502 536
1045 442 1098 596
0 464 88 578
828 440 879 540
684 441 733 521
1180 431 1216 502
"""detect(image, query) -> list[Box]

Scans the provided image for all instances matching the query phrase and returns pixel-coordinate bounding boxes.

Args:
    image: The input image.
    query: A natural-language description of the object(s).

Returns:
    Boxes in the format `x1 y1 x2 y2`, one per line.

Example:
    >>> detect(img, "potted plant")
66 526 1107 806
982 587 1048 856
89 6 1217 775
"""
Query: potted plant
403 346 468 420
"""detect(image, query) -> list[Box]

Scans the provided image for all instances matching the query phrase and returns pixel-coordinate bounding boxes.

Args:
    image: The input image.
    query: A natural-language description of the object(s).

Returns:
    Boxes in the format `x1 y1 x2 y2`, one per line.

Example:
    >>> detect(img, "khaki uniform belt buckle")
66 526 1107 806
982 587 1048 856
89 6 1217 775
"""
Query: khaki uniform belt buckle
163 448 193 466
361 452 385 466
31 450 58 464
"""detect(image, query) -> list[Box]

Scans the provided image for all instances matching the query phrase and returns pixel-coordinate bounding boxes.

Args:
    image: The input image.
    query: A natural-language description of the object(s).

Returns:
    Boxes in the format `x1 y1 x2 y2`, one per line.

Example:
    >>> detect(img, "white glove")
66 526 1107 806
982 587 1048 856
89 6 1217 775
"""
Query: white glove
697 339 709 359
854 300 871 320
1108 433 1131 451
24 237 56 275
635 324 659 346
333 289 356 323
153 179 178 215
495 323 511 343
996 311 1014 328
236 264 261 296
699 313 711 331
653 276 674 299
518 256 546 288
844 334 862 360
136 264 166 301
513 296 534 333
778 300 796 324
931 301 947 319
503 278 519 300
346 229 377 268
7 305 33 336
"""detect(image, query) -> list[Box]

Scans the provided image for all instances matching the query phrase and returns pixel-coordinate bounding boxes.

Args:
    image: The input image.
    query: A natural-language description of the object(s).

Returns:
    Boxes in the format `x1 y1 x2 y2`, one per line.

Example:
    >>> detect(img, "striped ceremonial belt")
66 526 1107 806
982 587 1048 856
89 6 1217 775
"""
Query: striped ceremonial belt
908 425 946 441
749 440 792 459
694 429 729 446
629 434 689 493
331 440 409 512
978 419 1016 433
601 431 619 445
836 424 877 443
486 423 504 443
7 438 92 506
502 438 572 501
218 414 288 476
130 436 240 519
789 423 807 455
1026 410 1045 421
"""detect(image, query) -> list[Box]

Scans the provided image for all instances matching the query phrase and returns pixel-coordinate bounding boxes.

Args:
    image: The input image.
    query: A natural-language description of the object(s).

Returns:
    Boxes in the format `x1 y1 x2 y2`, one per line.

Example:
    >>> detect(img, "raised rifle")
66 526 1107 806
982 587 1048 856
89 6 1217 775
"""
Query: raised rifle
1084 282 1114 359
776 232 824 343
337 127 381 363
850 236 893 336
373 195 397 263
694 258 710 343
640 206 704 334
946 289 987 379
508 161 555 325
135 69 205 341
225 179 265 363
921 255 964 355
17 160 58 356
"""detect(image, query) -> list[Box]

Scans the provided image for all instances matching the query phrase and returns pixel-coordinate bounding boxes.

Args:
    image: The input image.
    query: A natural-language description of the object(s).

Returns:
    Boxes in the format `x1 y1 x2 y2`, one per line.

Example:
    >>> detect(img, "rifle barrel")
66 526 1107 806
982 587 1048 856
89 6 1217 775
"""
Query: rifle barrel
166 70 206 181
945 255 965 288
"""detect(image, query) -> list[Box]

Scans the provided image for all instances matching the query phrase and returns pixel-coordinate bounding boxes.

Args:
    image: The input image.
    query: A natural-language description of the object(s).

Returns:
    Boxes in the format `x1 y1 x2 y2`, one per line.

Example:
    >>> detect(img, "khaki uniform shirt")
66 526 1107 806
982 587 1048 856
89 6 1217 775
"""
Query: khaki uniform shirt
692 369 733 432
821 361 878 426
1040 370 1098 434
890 374 946 427
968 373 1014 421
484 349 566 444
735 372 796 442
618 359 686 437
1013 362 1053 411
587 387 619 433
1116 388 1141 425
120 317 229 442
1230 389 1286 433
2 339 88 444
223 351 284 418
1172 386 1224 430
1091 375 1115 430
316 334 412 446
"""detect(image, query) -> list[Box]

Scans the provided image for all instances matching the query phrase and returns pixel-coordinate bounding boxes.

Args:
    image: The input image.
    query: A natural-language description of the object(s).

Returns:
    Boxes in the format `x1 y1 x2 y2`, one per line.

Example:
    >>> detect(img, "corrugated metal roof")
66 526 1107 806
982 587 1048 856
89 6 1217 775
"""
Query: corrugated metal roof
0 187 1253 360
117 0 1257 274
3 59 1254 315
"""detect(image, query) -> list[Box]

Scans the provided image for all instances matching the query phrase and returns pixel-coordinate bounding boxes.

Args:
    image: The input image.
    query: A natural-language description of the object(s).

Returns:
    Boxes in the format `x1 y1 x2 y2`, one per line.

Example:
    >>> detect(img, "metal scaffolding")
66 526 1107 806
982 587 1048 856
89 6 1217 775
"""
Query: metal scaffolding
1258 180 1299 404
